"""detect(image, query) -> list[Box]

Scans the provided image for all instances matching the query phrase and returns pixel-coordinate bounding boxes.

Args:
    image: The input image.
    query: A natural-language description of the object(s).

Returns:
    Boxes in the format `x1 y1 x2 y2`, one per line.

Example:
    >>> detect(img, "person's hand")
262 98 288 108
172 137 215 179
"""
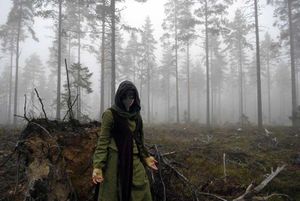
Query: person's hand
145 156 158 171
92 168 104 184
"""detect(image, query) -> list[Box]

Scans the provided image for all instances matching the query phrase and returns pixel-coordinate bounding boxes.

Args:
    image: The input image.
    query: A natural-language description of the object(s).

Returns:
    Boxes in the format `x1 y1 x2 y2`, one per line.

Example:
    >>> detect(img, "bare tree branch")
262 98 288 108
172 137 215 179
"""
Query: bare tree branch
34 88 48 120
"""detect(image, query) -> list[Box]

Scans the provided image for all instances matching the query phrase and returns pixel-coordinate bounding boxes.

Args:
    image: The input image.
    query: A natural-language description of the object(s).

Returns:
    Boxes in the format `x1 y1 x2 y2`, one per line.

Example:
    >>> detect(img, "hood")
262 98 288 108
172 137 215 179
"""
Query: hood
113 80 141 117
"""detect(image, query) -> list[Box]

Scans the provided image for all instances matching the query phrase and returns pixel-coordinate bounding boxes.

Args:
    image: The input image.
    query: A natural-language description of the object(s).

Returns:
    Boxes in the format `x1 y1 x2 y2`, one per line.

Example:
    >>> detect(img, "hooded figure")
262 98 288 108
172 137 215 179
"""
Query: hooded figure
92 81 157 201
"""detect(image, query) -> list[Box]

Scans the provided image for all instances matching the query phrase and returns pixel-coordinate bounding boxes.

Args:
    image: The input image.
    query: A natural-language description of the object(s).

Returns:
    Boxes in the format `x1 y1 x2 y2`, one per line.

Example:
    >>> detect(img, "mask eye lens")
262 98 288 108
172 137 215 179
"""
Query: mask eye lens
128 95 134 100
124 91 135 100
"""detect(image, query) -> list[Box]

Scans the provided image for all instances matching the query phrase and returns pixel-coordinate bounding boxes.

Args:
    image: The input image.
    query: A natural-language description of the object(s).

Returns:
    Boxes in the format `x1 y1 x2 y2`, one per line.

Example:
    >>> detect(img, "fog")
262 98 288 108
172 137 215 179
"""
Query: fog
0 0 299 127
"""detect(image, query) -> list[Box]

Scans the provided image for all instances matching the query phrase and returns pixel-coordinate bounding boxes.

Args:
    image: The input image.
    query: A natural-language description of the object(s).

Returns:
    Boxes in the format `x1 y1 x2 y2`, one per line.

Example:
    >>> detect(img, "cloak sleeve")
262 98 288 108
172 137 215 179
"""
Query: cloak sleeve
138 116 150 160
93 109 113 169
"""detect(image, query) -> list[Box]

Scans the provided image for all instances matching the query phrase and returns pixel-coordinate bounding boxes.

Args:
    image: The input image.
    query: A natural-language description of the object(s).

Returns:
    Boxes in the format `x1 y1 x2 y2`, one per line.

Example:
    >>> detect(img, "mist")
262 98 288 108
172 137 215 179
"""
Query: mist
0 0 299 127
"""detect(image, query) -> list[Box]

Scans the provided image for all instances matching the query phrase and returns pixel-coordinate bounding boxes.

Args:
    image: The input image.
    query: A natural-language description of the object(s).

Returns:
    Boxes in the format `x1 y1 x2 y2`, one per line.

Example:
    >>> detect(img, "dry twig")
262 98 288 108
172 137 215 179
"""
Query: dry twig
34 88 48 120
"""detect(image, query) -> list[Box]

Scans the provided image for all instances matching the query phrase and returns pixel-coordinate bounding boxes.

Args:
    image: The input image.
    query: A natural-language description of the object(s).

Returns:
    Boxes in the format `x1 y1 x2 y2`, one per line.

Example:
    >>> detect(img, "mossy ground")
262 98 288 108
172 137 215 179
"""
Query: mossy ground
0 123 299 200
144 124 300 200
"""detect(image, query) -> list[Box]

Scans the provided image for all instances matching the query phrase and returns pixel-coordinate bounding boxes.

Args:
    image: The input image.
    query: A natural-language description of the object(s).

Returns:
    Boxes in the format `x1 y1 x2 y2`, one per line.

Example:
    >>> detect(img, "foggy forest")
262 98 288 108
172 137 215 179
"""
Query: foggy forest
0 0 299 201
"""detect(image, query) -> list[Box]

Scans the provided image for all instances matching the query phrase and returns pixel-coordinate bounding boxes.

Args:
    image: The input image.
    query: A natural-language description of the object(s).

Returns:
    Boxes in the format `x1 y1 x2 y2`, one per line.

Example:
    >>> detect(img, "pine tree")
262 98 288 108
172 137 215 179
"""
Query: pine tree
194 0 233 128
210 34 226 125
177 0 196 122
1 0 38 124
159 41 175 122
269 0 300 126
0 23 16 124
260 32 280 124
224 9 252 127
62 63 93 120
121 32 141 82
162 0 180 123
0 66 11 123
140 16 156 122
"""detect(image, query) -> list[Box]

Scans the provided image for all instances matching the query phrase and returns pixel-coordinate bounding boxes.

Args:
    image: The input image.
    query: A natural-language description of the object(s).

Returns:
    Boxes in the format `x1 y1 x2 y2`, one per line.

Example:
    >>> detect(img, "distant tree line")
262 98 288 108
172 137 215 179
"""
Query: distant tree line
0 0 299 128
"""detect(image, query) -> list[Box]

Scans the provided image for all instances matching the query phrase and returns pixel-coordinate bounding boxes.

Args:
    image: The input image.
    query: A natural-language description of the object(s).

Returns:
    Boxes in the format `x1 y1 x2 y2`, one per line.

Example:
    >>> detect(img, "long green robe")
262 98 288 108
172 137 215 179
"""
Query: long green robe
93 109 152 201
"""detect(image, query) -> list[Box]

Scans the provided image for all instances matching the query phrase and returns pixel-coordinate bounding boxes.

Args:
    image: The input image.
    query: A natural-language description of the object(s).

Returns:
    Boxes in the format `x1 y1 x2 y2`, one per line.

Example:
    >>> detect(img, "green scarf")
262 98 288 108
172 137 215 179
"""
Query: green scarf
111 104 139 120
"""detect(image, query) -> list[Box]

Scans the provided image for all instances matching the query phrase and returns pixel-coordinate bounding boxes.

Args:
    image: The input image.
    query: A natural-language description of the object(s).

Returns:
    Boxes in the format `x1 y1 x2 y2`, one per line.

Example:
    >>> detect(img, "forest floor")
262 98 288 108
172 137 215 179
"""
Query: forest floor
0 122 299 201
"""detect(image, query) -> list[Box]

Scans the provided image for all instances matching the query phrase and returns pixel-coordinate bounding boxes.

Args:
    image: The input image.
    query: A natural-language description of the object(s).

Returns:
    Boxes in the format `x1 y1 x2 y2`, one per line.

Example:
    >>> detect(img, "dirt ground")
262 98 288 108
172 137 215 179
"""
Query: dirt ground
0 121 299 201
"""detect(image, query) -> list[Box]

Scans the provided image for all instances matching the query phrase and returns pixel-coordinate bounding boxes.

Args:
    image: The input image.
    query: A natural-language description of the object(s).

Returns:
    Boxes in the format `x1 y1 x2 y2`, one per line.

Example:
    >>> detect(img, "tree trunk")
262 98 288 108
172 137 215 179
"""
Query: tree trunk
147 61 151 123
8 48 13 124
205 0 210 128
254 0 263 130
100 0 106 117
167 70 170 122
77 0 81 120
111 0 116 105
210 44 213 125
288 0 297 127
140 64 143 99
56 0 62 120
267 49 271 124
13 0 22 125
174 0 179 123
187 42 190 122
238 41 244 127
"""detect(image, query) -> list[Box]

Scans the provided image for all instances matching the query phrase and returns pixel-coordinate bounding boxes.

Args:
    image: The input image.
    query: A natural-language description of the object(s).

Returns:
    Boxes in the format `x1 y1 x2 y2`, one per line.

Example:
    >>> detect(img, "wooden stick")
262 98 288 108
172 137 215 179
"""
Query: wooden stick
34 88 48 120
233 165 286 201
29 121 52 137
23 94 29 122
223 153 227 182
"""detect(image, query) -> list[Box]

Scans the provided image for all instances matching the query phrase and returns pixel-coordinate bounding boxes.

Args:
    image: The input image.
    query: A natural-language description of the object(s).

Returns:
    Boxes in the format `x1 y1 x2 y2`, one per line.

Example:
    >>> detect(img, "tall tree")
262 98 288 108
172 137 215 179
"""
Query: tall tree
34 0 65 120
269 0 300 126
195 0 232 128
4 0 38 124
209 34 226 125
64 0 90 119
140 16 156 122
177 0 196 122
21 53 44 92
0 66 11 123
0 21 17 124
159 40 175 122
20 53 46 116
224 9 252 126
162 0 180 123
85 0 110 117
254 0 263 130
122 32 141 82
260 32 280 124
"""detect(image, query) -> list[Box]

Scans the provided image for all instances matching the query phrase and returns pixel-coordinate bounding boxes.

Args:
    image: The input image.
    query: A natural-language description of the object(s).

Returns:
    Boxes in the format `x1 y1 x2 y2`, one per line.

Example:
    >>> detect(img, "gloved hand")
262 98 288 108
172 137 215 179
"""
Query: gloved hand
92 168 104 184
145 156 158 170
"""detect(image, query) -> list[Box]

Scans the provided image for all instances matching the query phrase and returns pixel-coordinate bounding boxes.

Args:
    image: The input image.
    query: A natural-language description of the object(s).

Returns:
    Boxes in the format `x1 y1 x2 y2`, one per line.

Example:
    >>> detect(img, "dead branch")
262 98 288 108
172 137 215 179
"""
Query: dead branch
253 193 292 201
14 114 29 121
63 94 79 121
196 192 227 201
161 151 176 157
34 88 48 120
29 122 52 138
65 58 74 120
233 165 286 201
24 94 29 122
223 153 227 182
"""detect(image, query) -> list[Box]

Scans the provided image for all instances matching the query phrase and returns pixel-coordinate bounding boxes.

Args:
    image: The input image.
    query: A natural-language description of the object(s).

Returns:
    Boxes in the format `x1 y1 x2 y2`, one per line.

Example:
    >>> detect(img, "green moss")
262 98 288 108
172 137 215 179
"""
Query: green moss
145 124 300 199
